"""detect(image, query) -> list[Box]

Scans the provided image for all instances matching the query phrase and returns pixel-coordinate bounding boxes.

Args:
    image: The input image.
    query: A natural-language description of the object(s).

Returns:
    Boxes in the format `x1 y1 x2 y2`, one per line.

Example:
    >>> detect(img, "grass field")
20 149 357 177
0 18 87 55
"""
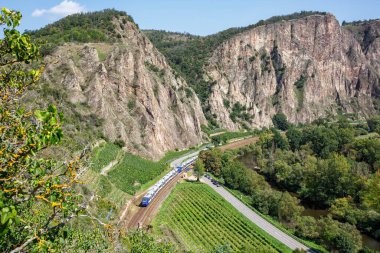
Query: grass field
152 182 291 253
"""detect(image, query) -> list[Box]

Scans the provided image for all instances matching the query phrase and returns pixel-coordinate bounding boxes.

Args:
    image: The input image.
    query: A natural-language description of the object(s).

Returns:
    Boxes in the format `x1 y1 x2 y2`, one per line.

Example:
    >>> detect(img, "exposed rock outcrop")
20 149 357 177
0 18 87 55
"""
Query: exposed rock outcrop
205 14 380 130
42 18 206 160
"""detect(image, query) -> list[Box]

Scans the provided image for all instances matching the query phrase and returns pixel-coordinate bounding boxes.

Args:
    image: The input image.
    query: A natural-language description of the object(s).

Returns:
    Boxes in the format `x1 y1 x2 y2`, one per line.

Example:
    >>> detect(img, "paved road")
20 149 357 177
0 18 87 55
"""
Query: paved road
201 177 313 252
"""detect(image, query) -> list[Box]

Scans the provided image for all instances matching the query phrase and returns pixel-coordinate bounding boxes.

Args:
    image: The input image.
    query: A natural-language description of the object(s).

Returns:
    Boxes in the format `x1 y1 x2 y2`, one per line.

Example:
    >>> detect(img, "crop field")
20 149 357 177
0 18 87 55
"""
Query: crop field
152 183 290 253
89 143 120 172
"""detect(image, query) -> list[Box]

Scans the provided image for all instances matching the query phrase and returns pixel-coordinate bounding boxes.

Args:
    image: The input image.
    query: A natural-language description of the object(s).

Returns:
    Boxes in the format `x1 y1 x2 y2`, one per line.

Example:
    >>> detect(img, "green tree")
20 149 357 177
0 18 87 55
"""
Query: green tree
277 192 304 223
272 112 289 131
353 138 380 171
302 126 339 158
301 154 355 206
360 172 380 212
367 116 380 134
211 135 227 146
0 8 83 252
334 126 354 151
258 130 274 150
294 216 320 240
272 160 293 185
271 128 288 150
194 159 205 181
286 127 302 151
318 216 362 253
199 149 223 176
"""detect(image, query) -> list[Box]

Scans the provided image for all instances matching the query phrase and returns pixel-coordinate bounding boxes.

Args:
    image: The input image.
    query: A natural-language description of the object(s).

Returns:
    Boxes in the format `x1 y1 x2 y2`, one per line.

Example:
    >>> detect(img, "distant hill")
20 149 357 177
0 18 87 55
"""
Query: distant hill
27 9 135 54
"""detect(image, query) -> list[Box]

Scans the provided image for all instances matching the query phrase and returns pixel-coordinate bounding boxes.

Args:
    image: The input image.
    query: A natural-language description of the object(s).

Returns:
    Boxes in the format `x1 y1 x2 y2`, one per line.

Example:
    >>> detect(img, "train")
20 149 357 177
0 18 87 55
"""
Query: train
140 156 198 207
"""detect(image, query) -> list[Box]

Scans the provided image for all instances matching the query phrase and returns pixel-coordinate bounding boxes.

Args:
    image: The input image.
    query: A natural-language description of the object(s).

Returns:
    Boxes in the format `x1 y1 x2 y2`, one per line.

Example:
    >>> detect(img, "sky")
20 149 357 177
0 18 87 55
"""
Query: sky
1 0 379 36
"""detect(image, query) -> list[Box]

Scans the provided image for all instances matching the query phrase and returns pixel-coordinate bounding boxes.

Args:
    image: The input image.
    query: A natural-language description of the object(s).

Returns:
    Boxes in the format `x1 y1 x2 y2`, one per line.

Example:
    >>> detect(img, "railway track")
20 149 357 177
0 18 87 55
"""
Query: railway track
125 171 185 228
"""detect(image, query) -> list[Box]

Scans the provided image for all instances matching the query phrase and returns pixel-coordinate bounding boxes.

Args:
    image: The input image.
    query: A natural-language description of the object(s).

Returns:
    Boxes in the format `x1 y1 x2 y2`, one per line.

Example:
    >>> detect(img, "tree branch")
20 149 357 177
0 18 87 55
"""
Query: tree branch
10 236 37 253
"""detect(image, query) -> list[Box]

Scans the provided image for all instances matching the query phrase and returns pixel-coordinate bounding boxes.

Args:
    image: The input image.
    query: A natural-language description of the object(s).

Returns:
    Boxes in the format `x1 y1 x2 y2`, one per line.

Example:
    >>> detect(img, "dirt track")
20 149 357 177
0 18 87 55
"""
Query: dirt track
125 172 185 228
219 136 259 152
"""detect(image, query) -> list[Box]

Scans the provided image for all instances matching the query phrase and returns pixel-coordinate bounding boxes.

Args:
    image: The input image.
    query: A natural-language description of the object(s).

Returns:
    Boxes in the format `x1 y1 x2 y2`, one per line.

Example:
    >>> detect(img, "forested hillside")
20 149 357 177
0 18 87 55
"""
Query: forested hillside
199 114 380 252
27 9 135 54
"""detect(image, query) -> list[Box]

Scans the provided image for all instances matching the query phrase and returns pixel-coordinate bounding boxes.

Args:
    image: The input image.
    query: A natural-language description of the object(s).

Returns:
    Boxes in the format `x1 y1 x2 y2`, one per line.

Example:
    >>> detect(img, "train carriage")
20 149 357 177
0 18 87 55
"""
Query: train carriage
140 154 200 207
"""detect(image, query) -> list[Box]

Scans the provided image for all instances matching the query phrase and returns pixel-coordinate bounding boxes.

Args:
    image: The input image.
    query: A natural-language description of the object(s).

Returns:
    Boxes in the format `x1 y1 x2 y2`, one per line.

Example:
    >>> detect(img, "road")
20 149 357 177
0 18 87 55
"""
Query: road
201 176 313 252
124 149 201 228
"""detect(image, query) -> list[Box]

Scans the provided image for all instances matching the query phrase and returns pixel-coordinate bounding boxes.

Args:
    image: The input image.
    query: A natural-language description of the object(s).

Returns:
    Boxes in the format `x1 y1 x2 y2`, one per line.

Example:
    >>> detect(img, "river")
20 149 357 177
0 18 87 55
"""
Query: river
238 152 380 251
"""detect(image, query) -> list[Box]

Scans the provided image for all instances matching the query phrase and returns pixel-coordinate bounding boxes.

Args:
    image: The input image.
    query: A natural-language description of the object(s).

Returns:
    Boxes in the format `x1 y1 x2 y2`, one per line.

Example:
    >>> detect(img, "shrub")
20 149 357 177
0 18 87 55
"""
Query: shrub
113 140 125 148
272 112 289 130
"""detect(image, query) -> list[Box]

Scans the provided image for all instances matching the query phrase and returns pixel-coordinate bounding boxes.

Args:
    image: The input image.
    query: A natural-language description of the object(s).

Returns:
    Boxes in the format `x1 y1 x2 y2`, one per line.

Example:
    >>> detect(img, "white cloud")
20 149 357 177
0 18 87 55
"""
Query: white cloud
32 0 85 18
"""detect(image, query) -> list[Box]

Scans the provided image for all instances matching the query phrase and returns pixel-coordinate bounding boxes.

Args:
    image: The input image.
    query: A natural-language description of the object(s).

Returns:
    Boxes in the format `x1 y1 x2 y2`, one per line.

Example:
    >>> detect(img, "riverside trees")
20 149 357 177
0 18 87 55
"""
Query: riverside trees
199 115 379 252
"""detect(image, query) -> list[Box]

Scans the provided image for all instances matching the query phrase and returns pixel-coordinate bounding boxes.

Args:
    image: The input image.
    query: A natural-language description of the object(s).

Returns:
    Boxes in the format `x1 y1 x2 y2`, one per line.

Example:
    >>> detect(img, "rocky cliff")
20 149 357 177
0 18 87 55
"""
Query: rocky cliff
39 17 206 160
205 14 380 130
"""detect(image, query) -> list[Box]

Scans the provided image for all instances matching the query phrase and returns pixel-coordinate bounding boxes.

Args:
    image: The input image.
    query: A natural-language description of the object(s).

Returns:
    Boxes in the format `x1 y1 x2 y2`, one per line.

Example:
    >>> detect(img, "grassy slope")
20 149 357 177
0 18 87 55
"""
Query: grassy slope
89 143 121 172
152 182 291 253
28 9 135 54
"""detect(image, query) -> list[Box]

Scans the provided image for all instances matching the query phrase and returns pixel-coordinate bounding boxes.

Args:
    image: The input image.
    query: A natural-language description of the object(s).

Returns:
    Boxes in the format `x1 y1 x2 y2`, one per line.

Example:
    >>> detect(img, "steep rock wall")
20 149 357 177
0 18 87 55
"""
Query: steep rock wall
205 14 379 130
41 18 206 160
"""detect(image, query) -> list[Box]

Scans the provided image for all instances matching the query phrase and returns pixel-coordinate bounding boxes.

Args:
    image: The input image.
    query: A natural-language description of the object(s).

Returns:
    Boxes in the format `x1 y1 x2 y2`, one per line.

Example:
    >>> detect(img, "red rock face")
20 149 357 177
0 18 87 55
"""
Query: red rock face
42 18 206 160
206 14 380 130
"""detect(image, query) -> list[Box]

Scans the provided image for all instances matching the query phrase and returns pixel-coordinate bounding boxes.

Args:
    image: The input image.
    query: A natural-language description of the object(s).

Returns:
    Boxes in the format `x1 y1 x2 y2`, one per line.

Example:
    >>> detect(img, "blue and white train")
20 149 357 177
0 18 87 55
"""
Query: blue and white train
140 156 198 207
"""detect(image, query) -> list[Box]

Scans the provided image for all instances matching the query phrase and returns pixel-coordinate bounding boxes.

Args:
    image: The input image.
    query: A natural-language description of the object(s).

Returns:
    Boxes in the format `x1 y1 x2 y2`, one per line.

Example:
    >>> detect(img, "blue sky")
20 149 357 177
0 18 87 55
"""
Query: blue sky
1 0 379 35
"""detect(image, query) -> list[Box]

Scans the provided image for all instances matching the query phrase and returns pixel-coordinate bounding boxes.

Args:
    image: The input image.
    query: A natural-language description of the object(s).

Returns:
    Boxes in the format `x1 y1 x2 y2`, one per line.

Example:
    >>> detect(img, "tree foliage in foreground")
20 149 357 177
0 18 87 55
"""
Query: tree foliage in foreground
0 8 83 252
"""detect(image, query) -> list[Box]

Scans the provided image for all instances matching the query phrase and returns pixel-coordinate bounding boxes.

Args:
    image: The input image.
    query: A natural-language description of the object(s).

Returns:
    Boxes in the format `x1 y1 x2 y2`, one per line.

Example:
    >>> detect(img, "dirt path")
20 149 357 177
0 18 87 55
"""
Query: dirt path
100 160 118 176
219 136 259 152
125 172 184 228
209 131 226 137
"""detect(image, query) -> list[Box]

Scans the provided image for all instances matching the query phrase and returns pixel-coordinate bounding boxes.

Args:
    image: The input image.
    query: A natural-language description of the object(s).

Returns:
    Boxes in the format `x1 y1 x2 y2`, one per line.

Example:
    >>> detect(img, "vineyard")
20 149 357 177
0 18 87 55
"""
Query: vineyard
89 143 121 172
91 143 201 195
108 153 168 195
152 183 291 253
